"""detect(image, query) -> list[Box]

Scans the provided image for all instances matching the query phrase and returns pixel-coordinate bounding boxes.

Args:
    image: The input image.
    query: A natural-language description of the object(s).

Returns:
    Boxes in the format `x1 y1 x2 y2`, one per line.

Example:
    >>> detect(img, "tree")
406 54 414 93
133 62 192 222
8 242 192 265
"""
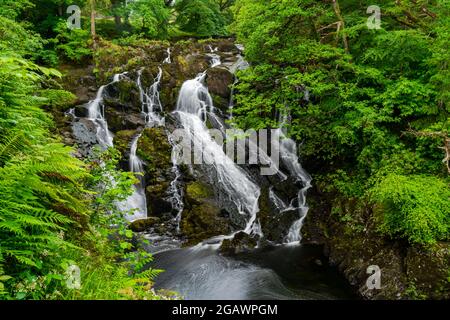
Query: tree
129 0 171 39
175 0 227 36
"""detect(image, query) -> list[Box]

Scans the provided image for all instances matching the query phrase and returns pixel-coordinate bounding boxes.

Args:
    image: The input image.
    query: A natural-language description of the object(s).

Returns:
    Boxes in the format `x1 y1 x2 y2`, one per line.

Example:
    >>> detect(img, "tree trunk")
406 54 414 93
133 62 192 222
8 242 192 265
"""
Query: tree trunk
332 0 349 54
114 15 122 30
90 0 97 46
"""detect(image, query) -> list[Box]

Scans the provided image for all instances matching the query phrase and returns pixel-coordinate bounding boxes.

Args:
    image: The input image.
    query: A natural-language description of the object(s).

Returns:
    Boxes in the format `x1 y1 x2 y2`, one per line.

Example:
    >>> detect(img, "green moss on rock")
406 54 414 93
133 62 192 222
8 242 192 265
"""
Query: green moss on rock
114 130 136 156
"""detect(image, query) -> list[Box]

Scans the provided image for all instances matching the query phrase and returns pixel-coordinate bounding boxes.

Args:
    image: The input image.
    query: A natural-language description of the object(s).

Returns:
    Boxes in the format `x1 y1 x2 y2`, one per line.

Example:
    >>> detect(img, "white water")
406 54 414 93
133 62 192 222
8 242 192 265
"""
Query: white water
276 113 312 244
207 45 221 68
163 48 171 64
122 134 148 222
137 68 164 126
87 72 127 148
174 72 262 239
168 133 184 230
121 67 171 222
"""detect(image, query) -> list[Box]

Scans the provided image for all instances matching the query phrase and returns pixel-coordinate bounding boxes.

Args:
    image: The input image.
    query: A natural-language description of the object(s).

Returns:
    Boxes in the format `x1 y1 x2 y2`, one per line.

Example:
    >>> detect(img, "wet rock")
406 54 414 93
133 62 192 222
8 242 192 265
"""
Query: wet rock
129 217 160 232
206 67 234 99
176 54 210 79
256 186 299 242
114 130 137 157
405 243 450 299
181 181 231 246
137 127 175 216
146 183 173 217
71 118 98 156
219 231 258 256
104 107 146 132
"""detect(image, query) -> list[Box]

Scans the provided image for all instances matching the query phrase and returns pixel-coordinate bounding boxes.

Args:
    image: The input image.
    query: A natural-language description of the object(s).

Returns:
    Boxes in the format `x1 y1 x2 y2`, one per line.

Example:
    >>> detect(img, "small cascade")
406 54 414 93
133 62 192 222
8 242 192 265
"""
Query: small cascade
168 134 184 230
174 72 262 240
163 48 172 64
137 68 164 126
121 134 148 222
87 72 127 148
206 45 221 68
276 112 312 244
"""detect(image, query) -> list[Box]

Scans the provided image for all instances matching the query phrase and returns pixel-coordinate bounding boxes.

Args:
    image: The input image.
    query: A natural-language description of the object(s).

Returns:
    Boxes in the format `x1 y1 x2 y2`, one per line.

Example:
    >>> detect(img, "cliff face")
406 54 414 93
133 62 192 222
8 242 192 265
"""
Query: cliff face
302 188 450 300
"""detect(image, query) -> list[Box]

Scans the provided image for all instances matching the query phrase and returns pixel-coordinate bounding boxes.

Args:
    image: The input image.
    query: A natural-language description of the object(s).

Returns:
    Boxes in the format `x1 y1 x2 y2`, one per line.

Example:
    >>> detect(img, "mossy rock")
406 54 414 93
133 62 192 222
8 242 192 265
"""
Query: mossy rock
219 231 258 256
114 130 137 156
206 67 233 99
129 217 160 232
181 202 230 246
137 127 172 176
186 181 214 203
146 182 173 217
404 243 450 299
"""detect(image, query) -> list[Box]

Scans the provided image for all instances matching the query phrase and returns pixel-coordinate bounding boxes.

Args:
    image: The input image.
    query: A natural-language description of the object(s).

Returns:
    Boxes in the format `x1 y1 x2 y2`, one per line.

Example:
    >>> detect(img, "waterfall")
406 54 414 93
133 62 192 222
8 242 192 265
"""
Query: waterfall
174 72 262 239
276 112 312 244
87 72 127 148
206 45 221 68
163 48 172 64
168 133 184 230
121 134 148 222
137 68 164 126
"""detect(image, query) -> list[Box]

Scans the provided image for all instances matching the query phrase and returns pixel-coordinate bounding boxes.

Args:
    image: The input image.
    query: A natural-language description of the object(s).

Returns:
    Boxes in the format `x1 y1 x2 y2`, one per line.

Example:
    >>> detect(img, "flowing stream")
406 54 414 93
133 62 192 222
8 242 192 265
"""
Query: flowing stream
76 45 354 300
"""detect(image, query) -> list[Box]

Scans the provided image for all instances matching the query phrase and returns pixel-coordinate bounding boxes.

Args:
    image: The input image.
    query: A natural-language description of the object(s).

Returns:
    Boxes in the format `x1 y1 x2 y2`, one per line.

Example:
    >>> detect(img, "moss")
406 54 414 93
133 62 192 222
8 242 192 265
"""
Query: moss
116 80 139 104
186 181 213 201
137 127 171 175
181 202 229 246
129 217 160 232
114 130 137 156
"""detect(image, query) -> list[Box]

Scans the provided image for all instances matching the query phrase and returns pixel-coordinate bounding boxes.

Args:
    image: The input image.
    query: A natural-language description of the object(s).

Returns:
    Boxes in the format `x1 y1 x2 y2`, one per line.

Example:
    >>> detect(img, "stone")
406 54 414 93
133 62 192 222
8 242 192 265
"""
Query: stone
129 217 160 232
219 231 258 256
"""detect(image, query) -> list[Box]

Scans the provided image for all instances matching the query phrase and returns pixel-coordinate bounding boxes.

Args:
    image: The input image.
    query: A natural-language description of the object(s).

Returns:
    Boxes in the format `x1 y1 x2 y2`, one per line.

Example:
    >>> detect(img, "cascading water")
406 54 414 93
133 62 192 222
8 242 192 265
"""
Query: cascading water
174 71 262 239
137 68 164 126
168 134 184 230
87 72 127 148
75 44 352 300
276 112 312 244
121 134 148 222
163 48 172 64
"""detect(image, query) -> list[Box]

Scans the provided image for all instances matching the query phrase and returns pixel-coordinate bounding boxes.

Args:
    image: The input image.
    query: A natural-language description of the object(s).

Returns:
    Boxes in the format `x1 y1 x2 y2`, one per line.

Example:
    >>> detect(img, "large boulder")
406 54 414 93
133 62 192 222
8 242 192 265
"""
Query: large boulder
137 127 175 216
206 67 234 99
180 181 231 246
129 217 160 232
257 187 300 243
219 231 258 256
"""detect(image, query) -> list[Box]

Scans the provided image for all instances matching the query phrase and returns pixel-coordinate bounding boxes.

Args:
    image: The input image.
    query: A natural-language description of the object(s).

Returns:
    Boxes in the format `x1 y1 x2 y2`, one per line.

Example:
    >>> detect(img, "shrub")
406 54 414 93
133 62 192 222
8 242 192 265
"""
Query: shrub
371 174 450 245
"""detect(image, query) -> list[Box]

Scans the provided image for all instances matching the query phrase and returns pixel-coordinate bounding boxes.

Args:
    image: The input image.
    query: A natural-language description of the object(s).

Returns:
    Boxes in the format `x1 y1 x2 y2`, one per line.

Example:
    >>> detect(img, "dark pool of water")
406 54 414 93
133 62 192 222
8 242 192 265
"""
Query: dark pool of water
153 243 356 300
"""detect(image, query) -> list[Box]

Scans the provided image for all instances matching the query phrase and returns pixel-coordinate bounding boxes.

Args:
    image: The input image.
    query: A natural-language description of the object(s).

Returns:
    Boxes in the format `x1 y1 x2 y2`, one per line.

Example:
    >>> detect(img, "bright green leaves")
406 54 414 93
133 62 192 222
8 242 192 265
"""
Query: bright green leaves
175 0 227 37
371 174 450 245
129 0 171 39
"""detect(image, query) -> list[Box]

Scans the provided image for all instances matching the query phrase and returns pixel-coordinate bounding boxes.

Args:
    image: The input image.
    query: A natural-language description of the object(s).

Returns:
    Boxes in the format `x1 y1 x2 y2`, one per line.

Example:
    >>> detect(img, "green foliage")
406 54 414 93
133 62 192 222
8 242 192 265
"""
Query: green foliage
0 16 44 59
129 0 171 39
371 174 450 245
176 0 227 36
0 13 166 299
54 21 92 63
231 0 450 245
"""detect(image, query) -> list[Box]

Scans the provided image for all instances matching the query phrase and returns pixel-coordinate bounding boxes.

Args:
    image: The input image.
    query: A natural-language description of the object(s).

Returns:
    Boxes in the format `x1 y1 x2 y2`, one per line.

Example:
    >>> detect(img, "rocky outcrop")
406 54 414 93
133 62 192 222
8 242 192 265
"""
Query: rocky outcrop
129 217 160 232
302 189 450 300
136 127 175 217
180 181 231 246
220 231 258 256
